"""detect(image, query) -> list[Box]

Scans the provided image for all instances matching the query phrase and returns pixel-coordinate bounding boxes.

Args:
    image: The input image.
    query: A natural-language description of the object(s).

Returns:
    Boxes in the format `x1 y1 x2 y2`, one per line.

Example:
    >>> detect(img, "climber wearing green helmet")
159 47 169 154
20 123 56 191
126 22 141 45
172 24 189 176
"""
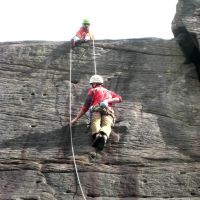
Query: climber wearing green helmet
71 19 94 48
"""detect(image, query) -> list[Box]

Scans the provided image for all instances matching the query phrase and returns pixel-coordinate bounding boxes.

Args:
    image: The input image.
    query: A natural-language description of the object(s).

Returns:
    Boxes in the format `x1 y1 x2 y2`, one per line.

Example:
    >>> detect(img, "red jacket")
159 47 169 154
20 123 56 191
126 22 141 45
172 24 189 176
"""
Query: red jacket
76 26 94 40
81 85 122 113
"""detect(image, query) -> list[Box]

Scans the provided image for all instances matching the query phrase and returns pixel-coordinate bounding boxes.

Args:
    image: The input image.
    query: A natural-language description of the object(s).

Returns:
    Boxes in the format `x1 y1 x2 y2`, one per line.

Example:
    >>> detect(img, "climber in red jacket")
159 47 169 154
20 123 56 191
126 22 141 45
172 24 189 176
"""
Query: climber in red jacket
71 19 94 48
71 75 122 151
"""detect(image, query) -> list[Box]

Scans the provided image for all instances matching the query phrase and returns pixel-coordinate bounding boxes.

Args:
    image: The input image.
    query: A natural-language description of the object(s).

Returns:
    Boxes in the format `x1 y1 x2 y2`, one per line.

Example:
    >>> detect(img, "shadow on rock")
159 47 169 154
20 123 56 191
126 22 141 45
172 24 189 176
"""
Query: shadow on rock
0 124 90 157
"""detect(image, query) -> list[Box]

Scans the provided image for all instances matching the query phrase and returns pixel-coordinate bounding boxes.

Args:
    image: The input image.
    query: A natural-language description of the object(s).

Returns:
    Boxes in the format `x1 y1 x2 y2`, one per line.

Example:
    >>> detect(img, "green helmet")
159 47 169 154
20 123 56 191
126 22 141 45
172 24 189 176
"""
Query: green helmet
83 19 90 25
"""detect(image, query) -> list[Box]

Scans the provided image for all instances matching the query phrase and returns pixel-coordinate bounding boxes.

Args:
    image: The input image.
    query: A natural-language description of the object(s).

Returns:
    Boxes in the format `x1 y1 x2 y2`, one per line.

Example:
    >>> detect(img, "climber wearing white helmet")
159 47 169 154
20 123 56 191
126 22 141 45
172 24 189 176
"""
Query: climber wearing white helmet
71 75 122 151
71 19 94 48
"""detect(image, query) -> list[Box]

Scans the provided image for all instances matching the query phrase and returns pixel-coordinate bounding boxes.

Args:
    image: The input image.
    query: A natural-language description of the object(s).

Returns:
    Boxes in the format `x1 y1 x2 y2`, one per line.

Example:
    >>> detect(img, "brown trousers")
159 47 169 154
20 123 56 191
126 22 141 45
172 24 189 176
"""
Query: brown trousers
90 112 113 138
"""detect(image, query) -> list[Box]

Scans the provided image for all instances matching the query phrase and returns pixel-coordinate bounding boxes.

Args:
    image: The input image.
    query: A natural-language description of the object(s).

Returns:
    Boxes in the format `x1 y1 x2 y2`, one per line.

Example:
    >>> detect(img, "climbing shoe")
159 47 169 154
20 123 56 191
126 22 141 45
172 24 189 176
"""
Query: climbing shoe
96 134 107 151
92 133 102 148
92 133 98 140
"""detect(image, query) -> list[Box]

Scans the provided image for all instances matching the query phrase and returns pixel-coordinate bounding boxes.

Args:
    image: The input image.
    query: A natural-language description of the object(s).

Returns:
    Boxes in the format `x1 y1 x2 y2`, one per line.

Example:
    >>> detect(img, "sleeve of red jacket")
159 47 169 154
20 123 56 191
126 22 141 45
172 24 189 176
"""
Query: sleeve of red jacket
110 91 122 102
81 88 93 113
76 27 83 39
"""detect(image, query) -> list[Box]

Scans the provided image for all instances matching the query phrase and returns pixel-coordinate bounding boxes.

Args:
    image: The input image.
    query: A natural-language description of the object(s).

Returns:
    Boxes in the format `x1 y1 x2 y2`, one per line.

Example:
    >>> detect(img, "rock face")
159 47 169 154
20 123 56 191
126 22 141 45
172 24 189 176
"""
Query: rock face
172 0 200 80
0 38 200 200
0 2 200 200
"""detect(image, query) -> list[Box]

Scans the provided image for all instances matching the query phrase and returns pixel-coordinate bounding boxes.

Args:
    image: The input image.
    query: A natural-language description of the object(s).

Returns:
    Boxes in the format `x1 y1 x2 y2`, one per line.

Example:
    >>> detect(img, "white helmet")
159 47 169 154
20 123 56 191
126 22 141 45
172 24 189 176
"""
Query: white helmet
89 75 103 84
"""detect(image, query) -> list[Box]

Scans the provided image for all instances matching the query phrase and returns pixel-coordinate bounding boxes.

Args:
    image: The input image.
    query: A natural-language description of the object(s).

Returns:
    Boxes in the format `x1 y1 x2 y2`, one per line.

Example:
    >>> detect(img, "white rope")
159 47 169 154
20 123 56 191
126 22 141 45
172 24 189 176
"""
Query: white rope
92 39 97 74
69 48 87 200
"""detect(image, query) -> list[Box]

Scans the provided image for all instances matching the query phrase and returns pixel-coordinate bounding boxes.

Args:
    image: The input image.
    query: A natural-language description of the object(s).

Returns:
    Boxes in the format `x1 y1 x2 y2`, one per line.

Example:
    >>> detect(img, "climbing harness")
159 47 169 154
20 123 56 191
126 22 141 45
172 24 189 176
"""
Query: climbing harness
90 105 116 126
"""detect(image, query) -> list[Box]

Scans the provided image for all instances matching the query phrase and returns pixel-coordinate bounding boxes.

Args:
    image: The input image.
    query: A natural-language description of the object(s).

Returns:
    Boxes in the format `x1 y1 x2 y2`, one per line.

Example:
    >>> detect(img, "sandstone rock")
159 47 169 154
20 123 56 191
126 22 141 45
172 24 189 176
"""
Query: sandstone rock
0 38 200 199
172 0 200 80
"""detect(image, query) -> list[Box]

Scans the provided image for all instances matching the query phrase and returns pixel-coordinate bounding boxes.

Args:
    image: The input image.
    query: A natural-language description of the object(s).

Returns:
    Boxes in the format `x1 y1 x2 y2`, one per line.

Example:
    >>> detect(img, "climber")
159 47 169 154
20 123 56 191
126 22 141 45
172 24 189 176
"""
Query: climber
71 19 94 48
71 75 122 151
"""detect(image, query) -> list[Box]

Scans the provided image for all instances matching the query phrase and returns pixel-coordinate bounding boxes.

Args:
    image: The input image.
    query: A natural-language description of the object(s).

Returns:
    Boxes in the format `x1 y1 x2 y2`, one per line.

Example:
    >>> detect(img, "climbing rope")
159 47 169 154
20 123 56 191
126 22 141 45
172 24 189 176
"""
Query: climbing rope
69 39 98 200
69 48 87 200
92 39 97 74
